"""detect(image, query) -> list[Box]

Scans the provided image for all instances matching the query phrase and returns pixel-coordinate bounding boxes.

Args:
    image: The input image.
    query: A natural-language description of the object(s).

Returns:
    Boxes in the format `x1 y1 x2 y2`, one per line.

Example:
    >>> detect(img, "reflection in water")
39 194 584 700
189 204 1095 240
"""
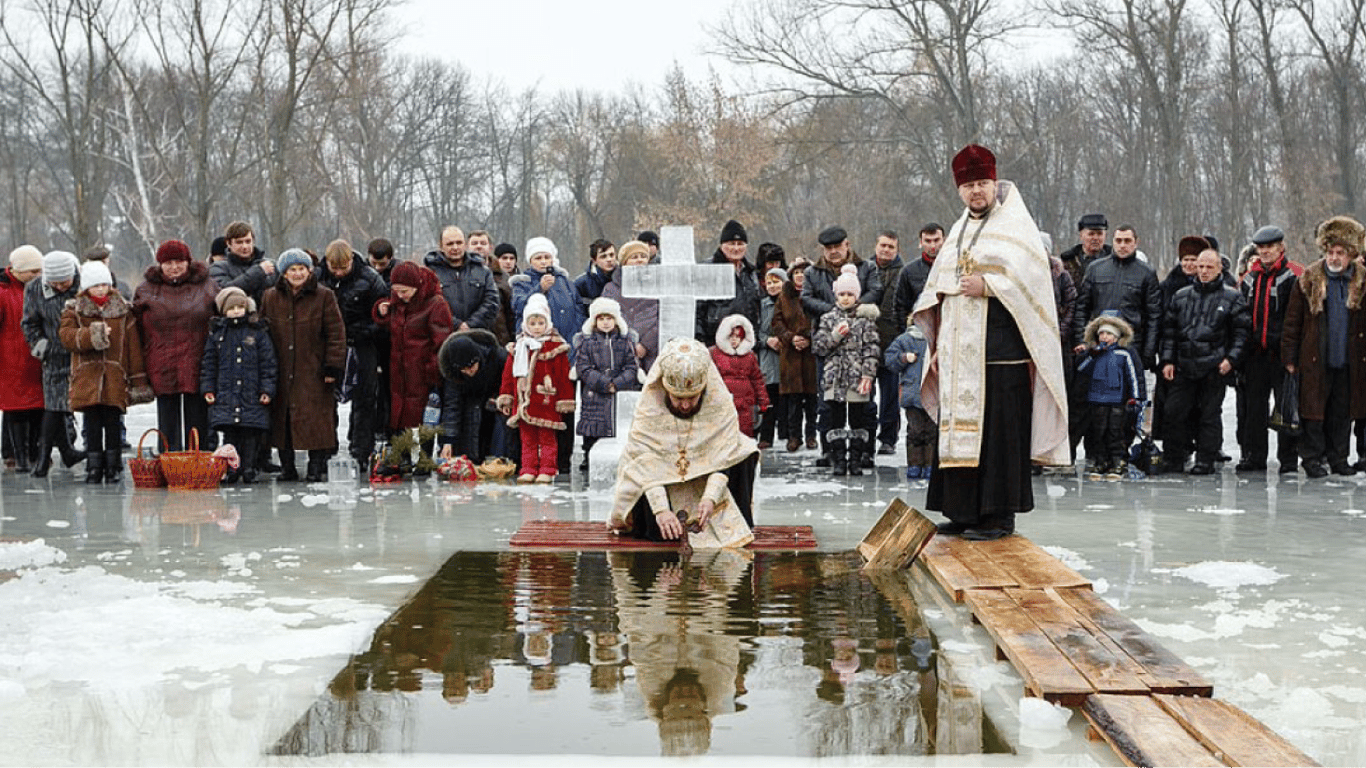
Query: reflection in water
274 550 997 758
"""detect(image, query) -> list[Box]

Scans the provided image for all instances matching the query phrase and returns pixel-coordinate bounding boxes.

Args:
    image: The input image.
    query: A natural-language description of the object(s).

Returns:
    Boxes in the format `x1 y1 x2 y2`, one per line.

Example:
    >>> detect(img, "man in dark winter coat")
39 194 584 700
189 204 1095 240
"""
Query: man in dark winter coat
870 230 905 454
1159 249 1250 474
423 226 499 332
319 240 390 465
367 238 396 288
892 223 945 325
695 219 762 345
1234 225 1302 473
1059 213 1112 290
1282 216 1366 478
1072 224 1162 368
208 221 278 304
366 237 396 449
574 239 617 311
438 328 508 463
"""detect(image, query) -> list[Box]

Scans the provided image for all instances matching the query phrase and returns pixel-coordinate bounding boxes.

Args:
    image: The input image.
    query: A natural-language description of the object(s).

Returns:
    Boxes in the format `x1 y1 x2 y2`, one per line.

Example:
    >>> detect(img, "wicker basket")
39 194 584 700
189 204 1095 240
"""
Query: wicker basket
158 428 227 490
129 428 168 489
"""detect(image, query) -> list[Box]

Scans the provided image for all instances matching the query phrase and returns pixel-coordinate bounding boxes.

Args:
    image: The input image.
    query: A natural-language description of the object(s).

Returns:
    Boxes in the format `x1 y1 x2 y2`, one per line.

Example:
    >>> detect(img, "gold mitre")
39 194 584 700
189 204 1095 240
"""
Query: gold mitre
658 338 709 397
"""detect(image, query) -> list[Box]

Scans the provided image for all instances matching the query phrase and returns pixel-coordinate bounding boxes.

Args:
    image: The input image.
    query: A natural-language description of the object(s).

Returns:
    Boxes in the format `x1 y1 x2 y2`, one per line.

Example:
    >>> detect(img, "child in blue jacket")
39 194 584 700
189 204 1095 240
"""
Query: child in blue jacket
885 321 932 479
1076 315 1146 479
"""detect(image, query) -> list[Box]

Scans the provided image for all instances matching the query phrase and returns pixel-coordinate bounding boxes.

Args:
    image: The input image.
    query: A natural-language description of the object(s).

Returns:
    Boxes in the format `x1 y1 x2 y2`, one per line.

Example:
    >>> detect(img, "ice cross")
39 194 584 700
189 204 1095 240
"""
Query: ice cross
584 225 735 490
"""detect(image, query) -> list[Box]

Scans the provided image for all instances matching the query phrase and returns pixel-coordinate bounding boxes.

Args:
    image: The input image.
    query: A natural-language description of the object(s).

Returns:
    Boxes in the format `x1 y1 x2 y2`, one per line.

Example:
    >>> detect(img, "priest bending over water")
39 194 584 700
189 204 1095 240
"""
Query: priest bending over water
610 337 761 544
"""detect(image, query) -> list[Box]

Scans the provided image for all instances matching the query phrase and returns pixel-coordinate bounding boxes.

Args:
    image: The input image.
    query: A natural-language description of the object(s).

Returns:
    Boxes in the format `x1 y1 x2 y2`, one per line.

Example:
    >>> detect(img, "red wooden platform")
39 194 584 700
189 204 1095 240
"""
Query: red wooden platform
509 521 817 550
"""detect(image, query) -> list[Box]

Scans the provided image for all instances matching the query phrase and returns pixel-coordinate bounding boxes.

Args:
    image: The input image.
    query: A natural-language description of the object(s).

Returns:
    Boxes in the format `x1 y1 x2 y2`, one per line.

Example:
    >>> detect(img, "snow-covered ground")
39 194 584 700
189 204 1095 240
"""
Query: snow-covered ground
0 401 1362 765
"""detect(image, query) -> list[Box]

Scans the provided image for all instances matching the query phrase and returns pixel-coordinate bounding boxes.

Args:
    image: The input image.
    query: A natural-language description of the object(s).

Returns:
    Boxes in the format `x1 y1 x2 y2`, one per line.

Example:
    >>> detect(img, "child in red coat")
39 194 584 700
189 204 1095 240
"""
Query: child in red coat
710 314 770 437
498 292 574 483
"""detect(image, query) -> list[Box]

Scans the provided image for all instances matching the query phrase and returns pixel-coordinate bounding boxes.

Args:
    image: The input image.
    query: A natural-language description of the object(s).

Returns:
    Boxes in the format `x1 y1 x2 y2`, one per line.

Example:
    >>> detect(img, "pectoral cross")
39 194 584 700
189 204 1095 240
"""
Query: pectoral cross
957 248 978 277
676 450 690 479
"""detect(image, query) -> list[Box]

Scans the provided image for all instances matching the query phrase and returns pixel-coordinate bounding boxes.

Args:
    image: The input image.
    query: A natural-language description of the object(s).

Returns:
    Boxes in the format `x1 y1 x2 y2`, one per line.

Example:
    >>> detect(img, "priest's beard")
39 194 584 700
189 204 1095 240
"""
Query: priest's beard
665 391 704 420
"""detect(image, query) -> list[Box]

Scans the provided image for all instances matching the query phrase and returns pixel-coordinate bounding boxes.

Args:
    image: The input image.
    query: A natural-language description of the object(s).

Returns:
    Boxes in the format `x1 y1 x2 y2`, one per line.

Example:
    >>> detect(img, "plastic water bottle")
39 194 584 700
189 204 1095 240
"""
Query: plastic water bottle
423 391 441 427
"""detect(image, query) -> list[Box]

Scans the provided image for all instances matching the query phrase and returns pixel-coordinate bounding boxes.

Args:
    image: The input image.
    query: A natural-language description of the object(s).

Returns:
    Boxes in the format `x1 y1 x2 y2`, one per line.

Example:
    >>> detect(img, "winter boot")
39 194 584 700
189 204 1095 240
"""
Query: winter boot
278 450 300 482
8 419 30 473
237 439 259 484
828 429 849 476
84 451 104 484
104 449 123 484
1105 459 1127 481
848 429 869 476
305 451 327 482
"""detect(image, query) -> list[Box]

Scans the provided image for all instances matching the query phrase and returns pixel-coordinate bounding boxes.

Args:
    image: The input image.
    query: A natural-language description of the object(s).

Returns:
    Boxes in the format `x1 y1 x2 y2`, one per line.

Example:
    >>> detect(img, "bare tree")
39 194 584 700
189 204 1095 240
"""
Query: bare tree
1286 0 1366 214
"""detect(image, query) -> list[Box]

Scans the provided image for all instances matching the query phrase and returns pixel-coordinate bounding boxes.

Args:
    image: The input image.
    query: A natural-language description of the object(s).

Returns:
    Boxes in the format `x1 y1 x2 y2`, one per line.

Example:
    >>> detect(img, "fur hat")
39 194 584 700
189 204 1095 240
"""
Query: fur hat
525 236 557 260
390 261 423 289
521 292 551 332
714 314 756 356
1177 235 1211 259
1077 213 1108 231
42 251 79 283
215 286 255 314
832 263 860 296
789 256 811 274
79 260 112 288
719 219 747 244
276 248 313 274
8 245 42 273
1316 215 1365 255
582 296 628 337
657 337 710 398
952 144 996 186
155 239 193 263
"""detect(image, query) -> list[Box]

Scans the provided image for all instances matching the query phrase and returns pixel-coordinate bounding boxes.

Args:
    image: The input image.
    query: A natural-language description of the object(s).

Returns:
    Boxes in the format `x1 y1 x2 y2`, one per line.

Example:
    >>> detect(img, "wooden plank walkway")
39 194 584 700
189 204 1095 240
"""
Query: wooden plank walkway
508 521 816 550
920 532 1091 601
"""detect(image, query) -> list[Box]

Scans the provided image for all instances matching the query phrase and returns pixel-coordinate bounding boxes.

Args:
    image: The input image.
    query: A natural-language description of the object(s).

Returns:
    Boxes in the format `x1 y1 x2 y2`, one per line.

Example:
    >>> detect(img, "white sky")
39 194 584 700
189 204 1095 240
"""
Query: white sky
392 0 741 93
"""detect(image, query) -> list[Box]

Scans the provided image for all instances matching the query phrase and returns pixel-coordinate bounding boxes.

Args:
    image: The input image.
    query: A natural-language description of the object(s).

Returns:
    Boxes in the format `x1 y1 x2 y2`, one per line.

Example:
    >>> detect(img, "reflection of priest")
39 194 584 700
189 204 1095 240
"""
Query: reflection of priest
610 337 760 542
912 144 1069 541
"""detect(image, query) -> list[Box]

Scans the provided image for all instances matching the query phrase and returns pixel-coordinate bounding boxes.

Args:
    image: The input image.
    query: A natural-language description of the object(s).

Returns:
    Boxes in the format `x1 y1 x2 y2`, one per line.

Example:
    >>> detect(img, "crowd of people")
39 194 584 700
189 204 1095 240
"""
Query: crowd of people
2 196 1364 492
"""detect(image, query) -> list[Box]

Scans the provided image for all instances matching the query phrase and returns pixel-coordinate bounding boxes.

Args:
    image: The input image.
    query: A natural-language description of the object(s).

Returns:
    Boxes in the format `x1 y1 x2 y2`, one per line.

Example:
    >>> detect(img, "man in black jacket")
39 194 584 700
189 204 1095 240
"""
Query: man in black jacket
1160 249 1250 474
1235 225 1302 473
423 226 499 332
1059 213 1112 289
319 241 390 466
695 219 761 345
1072 224 1162 367
892 223 944 325
209 221 277 304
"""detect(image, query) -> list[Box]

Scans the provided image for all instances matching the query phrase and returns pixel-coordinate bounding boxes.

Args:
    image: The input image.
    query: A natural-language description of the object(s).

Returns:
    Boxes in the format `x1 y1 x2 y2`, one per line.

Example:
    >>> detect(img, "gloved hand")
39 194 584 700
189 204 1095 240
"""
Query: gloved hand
30 338 48 360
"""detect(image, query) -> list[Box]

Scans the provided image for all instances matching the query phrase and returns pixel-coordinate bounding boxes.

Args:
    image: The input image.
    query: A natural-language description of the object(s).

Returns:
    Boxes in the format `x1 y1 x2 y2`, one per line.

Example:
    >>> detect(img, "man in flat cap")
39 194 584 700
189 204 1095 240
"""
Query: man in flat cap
610 337 761 544
1234 225 1302 473
1059 213 1112 289
912 144 1069 540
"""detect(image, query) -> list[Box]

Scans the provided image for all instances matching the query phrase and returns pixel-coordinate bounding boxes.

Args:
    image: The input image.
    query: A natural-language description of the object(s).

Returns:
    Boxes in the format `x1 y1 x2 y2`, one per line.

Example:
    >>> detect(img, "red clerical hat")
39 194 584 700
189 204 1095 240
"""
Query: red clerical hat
952 144 997 186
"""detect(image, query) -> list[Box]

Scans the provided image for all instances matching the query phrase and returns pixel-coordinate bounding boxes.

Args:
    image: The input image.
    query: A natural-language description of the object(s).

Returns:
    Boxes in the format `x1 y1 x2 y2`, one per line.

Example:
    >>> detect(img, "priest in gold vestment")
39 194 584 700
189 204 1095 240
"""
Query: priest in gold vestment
912 144 1069 540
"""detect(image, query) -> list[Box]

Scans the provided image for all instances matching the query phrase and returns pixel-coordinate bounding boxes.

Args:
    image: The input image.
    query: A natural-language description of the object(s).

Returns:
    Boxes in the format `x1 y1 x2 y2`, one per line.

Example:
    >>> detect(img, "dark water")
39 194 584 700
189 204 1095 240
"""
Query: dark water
273 549 1005 758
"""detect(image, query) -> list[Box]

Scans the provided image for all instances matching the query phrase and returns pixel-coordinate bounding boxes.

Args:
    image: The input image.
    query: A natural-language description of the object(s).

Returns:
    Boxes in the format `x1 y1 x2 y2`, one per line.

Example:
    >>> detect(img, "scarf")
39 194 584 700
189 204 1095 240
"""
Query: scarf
512 332 547 377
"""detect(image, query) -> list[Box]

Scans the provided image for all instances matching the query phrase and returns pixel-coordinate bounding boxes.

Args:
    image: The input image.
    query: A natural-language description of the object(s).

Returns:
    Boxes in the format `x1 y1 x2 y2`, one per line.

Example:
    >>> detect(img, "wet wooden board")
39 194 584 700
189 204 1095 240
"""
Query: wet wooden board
1153 694 1320 767
961 588 1094 705
858 498 937 570
1057 587 1213 696
1083 694 1226 767
920 533 1090 601
1007 588 1149 696
509 521 816 550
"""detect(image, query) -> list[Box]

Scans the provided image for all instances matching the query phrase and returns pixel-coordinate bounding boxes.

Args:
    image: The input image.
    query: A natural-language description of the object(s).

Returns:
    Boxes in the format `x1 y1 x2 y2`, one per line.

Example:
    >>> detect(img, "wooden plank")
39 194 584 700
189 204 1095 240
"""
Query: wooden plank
1082 694 1224 767
962 589 1093 706
919 536 984 601
508 522 816 550
862 501 937 571
1057 587 1213 696
858 497 908 562
1154 694 1320 767
977 536 1092 591
939 536 1019 588
1006 588 1149 695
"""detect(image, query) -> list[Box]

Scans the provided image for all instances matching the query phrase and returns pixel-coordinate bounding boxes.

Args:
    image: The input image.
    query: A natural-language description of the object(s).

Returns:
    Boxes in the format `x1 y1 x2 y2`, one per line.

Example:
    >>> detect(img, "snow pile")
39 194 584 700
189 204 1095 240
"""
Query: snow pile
755 477 843 500
0 539 67 571
1018 697 1072 749
1173 561 1283 591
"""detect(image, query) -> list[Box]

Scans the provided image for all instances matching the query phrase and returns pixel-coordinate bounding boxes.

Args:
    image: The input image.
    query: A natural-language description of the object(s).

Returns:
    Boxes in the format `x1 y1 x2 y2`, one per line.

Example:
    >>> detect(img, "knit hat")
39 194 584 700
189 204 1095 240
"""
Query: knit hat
525 236 557 260
493 242 518 258
444 335 483 371
210 236 227 258
766 267 788 282
657 337 710 398
79 260 112 288
8 245 42 273
618 240 650 263
637 230 660 247
390 260 424 289
719 219 747 244
951 144 996 186
1316 215 1366 255
276 248 312 274
522 292 551 331
832 263 860 295
818 226 847 247
156 239 193 263
215 286 255 314
1097 321 1122 339
42 251 78 283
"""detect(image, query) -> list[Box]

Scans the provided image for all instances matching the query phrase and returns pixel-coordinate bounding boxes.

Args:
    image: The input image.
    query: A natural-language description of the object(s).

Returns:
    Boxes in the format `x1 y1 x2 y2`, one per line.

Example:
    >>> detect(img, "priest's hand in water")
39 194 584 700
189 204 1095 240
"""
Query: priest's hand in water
655 509 685 540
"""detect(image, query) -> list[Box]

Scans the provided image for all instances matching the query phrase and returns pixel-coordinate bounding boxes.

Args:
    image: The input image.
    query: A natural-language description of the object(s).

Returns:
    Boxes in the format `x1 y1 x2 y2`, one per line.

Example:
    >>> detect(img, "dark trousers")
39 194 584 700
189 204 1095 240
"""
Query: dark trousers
875 363 900 446
82 405 121 454
757 383 782 443
157 393 210 452
1301 366 1351 466
1085 403 1130 466
346 342 380 461
222 426 262 471
823 398 871 437
1239 348 1297 466
1164 371 1228 463
815 358 828 451
441 388 485 462
3 409 41 464
784 393 817 441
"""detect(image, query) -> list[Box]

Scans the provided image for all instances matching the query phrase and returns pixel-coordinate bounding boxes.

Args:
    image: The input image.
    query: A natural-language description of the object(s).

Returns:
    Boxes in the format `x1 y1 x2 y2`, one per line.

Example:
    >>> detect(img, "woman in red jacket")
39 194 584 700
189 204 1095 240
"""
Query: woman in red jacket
373 261 454 434
0 246 45 472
